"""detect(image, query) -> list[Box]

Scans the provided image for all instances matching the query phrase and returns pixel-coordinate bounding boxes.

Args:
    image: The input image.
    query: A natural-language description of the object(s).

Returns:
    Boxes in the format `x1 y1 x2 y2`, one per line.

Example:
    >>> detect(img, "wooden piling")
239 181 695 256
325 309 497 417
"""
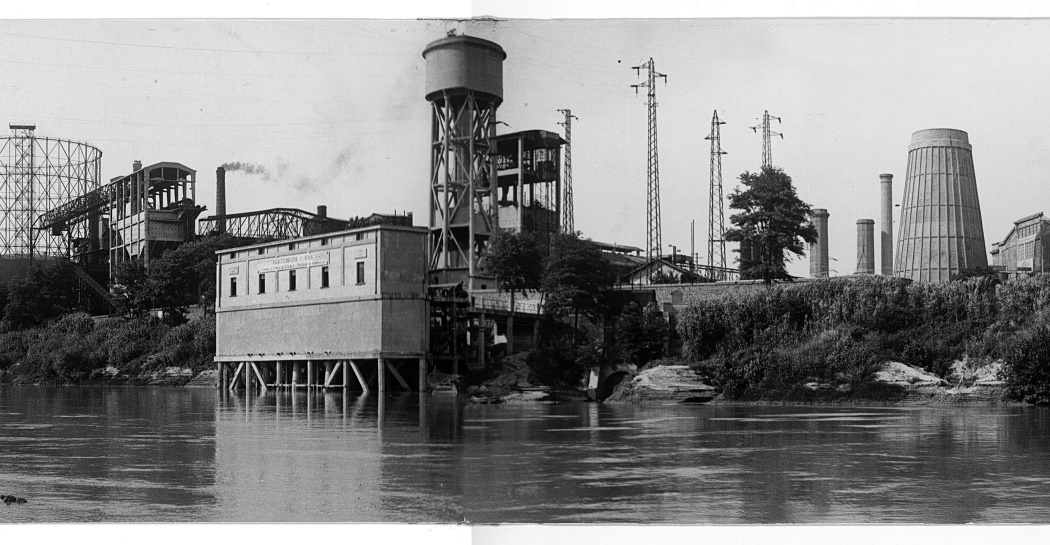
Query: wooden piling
377 358 386 392
307 360 314 390
418 358 427 393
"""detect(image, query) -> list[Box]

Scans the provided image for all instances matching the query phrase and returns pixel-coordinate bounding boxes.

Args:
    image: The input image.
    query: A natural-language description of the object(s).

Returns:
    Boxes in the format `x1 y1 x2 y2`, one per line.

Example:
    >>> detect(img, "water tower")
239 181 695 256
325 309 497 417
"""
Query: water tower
423 34 506 290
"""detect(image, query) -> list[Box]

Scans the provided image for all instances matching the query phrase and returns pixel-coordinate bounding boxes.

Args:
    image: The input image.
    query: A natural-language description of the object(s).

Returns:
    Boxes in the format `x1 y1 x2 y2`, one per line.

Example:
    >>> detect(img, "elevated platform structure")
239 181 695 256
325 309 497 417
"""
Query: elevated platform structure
495 129 565 251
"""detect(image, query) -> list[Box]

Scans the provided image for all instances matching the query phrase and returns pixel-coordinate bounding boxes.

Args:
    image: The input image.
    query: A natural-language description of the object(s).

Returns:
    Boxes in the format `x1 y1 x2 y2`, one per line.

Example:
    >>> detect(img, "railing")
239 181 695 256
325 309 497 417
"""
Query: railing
472 296 542 315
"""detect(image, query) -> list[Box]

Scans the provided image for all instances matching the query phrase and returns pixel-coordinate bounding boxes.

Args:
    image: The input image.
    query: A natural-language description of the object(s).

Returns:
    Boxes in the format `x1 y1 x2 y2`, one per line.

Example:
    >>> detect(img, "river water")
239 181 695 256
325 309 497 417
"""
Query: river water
2 385 1050 524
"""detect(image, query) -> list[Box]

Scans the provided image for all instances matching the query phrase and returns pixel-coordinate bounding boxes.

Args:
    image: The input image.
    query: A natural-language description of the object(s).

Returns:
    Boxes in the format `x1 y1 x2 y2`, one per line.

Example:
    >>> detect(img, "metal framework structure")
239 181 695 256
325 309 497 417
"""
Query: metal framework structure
0 124 102 259
429 91 500 289
557 108 578 234
750 110 782 169
196 209 412 240
631 58 667 271
494 130 564 254
704 111 729 280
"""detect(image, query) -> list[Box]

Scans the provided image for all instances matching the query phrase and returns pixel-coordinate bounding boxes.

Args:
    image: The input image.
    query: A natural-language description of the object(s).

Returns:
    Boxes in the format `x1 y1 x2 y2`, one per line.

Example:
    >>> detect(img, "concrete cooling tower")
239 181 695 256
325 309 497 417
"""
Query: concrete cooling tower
894 128 987 282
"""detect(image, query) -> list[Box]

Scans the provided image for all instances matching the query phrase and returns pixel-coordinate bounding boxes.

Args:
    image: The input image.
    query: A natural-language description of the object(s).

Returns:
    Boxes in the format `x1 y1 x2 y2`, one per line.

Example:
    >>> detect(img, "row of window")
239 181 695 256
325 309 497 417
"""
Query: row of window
228 262 367 297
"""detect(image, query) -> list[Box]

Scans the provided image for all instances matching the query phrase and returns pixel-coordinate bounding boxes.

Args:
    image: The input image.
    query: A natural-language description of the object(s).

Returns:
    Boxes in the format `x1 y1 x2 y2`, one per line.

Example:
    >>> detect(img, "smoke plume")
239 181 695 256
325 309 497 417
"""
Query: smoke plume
220 162 272 182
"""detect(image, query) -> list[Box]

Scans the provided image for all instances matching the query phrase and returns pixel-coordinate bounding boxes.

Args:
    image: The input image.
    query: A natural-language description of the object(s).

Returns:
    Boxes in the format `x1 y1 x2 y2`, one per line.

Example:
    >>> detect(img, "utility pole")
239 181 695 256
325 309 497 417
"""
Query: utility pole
557 108 578 234
750 110 782 169
631 58 667 273
704 111 727 280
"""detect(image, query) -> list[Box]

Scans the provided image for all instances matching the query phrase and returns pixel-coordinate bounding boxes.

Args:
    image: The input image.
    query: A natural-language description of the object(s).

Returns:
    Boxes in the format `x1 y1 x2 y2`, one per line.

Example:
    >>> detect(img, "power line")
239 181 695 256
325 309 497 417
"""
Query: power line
705 110 728 280
749 110 782 169
630 58 667 273
556 108 578 234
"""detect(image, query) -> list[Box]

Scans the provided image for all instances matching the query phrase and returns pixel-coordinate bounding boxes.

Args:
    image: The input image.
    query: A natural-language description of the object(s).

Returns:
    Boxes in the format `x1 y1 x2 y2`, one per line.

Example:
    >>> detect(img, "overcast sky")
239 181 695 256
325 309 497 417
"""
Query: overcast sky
1 17 1045 277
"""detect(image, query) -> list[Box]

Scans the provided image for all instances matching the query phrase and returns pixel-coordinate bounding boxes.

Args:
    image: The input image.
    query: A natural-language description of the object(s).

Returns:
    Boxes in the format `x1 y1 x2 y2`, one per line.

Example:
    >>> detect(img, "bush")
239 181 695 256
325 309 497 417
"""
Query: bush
613 302 668 367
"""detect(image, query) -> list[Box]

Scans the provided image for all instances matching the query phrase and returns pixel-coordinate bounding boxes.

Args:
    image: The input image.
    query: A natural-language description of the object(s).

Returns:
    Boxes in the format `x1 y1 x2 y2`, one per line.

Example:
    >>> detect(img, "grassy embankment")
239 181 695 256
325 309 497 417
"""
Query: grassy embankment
0 313 216 386
676 274 1050 404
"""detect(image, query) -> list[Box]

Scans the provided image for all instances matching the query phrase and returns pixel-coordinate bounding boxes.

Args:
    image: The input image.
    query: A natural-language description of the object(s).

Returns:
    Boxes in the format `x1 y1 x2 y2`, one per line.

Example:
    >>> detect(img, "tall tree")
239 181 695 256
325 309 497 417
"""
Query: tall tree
724 166 818 283
485 229 543 354
542 232 615 334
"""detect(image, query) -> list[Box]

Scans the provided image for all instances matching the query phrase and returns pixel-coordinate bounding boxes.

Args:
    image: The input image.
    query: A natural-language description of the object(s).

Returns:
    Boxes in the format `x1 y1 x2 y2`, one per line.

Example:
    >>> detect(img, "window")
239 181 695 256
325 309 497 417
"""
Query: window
355 232 364 241
321 266 329 288
288 243 296 251
229 252 237 259
230 277 238 297
258 248 264 255
356 261 366 285
259 274 266 294
289 270 297 291
320 238 328 246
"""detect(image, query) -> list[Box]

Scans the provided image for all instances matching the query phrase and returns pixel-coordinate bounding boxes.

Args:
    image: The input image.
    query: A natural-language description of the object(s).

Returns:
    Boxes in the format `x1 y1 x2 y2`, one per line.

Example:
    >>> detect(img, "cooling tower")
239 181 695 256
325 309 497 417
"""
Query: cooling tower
856 219 875 274
880 173 893 275
895 129 987 282
809 208 829 278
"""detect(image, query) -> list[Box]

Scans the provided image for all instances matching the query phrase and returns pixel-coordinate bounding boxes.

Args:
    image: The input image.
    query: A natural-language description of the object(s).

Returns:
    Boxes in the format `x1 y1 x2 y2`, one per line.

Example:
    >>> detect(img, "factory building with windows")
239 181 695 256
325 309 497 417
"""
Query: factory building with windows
214 223 430 393
990 212 1050 280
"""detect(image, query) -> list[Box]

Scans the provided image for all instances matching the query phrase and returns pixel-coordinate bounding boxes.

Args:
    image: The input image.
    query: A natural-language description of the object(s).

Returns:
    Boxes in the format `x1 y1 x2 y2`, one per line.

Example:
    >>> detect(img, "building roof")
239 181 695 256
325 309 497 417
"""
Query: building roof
592 240 644 254
495 130 566 153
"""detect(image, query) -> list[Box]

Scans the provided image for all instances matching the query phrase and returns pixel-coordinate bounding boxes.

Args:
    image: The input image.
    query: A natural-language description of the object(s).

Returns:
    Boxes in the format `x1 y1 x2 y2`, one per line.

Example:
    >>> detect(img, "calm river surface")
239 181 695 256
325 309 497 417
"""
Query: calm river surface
2 385 1050 523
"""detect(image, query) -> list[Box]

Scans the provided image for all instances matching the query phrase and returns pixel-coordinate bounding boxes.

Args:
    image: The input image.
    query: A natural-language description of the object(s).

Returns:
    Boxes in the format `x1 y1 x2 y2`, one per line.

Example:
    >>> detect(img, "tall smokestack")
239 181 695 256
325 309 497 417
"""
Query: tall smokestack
133 160 142 172
880 173 893 275
809 208 830 278
216 166 227 234
316 205 327 218
856 219 875 274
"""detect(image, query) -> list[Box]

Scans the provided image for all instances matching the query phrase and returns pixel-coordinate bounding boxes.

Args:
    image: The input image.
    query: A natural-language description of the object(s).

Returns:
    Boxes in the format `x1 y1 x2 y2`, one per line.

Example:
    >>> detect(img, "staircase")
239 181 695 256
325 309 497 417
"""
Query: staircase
69 262 117 313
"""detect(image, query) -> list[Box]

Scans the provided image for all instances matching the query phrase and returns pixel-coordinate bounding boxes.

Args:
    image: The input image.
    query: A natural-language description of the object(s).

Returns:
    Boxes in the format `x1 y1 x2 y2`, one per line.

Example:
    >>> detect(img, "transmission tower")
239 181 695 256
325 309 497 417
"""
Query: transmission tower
557 108 578 234
704 111 728 280
631 58 667 269
749 110 782 169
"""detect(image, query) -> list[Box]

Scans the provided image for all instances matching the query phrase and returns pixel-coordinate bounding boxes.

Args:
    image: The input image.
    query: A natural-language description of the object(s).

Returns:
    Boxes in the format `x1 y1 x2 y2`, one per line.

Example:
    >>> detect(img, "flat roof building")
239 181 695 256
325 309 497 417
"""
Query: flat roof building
214 223 429 393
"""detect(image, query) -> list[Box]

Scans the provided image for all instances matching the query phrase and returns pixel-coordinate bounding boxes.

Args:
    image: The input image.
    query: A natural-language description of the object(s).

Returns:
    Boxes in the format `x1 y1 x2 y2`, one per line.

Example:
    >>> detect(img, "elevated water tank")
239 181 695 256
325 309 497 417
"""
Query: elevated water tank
422 35 506 105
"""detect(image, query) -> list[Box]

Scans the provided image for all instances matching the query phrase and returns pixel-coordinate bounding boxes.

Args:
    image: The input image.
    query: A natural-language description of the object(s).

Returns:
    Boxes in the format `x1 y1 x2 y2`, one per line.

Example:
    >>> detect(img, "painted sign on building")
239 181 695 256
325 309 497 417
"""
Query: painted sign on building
258 251 330 273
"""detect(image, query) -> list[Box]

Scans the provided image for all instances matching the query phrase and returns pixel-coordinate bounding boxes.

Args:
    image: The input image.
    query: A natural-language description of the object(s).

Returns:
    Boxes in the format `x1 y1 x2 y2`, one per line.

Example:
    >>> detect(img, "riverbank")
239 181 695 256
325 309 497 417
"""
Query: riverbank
599 360 1018 406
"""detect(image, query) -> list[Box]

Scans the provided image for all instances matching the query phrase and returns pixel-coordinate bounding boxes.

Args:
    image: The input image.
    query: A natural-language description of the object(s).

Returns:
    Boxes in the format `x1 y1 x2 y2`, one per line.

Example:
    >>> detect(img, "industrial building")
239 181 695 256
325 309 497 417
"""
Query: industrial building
894 128 988 282
990 212 1050 279
214 223 429 393
495 129 565 252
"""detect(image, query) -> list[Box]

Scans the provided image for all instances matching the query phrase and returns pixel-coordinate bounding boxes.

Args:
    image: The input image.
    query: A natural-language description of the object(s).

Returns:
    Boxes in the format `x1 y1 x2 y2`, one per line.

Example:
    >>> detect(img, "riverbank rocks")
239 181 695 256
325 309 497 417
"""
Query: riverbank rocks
604 365 717 403
874 362 948 387
186 369 218 387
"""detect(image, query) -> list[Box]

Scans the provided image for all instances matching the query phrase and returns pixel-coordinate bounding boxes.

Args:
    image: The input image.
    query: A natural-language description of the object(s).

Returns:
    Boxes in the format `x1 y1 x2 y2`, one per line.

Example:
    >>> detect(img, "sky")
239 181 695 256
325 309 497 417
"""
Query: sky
1 14 1049 277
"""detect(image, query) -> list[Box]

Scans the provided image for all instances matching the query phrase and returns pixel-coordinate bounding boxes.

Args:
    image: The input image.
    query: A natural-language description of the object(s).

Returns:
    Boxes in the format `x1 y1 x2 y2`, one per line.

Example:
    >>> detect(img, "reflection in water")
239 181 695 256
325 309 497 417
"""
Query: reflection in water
0 386 217 523
4 385 1050 523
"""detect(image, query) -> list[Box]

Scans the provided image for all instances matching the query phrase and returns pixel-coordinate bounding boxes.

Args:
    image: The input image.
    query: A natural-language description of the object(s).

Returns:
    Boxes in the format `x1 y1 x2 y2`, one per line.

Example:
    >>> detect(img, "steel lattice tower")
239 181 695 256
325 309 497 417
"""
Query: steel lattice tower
631 59 667 268
423 35 505 290
750 110 782 169
556 108 578 234
0 124 102 260
704 111 728 280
